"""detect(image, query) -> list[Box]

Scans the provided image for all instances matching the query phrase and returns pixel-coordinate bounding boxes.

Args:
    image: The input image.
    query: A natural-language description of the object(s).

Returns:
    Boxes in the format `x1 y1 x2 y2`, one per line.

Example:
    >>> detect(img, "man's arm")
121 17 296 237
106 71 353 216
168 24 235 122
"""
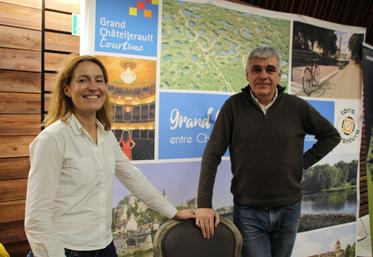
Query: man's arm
302 102 341 169
196 101 232 238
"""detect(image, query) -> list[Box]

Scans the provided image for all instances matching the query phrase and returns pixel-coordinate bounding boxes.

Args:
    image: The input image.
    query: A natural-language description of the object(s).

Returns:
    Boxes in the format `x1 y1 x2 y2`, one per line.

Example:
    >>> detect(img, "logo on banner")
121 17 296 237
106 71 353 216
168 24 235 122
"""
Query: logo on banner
95 0 159 56
337 107 359 144
129 0 159 18
158 92 230 159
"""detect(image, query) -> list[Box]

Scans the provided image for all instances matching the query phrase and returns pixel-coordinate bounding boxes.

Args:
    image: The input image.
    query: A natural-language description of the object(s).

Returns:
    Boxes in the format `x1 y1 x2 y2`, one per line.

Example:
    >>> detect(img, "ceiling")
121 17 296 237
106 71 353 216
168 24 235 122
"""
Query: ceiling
233 0 373 46
98 56 156 88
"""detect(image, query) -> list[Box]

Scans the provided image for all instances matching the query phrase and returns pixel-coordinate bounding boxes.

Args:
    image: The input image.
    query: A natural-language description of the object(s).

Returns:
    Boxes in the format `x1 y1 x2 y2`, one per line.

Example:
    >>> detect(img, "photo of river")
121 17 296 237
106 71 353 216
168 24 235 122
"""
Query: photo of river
302 190 356 215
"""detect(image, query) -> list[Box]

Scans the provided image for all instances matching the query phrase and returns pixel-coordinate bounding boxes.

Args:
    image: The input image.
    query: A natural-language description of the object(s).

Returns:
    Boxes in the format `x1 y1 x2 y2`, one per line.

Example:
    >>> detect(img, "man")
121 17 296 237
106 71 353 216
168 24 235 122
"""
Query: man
195 46 341 257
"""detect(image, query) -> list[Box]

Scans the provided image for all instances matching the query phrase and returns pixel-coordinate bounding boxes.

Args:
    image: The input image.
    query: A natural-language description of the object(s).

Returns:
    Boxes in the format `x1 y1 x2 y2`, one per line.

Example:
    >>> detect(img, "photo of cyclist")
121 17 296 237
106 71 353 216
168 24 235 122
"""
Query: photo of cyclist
291 21 364 99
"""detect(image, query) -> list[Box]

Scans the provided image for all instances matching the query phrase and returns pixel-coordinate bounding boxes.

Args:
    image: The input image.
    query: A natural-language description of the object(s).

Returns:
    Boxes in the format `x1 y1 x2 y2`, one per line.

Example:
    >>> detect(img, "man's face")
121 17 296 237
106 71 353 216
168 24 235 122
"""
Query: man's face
246 57 281 103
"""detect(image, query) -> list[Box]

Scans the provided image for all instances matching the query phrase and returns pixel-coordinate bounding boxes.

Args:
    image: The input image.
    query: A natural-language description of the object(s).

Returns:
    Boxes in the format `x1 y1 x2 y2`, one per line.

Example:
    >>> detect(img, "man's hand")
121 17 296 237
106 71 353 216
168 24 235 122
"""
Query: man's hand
174 209 195 220
195 208 220 239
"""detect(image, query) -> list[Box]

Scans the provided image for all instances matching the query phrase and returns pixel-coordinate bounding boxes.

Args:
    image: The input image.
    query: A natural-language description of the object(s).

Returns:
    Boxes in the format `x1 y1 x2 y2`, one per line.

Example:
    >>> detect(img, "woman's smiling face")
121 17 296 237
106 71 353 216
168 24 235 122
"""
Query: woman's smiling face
63 61 108 117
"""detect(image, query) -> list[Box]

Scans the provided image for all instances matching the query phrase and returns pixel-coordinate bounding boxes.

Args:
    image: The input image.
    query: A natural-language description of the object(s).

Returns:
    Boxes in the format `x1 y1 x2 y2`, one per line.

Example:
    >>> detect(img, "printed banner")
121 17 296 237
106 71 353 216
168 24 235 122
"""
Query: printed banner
158 92 230 159
363 43 373 252
95 0 159 57
81 0 366 256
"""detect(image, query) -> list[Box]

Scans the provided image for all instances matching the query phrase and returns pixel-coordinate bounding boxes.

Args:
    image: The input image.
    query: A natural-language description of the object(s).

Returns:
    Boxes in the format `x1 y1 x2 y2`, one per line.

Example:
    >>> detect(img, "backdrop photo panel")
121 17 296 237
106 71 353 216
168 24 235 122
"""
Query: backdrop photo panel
80 0 366 256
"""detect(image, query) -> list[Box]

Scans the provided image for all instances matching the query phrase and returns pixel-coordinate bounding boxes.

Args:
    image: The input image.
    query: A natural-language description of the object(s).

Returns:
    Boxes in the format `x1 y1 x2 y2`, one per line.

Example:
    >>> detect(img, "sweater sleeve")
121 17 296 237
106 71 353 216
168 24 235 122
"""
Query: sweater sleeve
197 100 233 208
302 101 341 169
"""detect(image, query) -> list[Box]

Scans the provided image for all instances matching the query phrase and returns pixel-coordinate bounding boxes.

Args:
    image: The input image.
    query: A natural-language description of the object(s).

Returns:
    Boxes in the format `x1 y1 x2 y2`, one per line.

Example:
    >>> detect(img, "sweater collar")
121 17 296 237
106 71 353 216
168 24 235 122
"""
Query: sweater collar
250 88 278 114
241 85 285 110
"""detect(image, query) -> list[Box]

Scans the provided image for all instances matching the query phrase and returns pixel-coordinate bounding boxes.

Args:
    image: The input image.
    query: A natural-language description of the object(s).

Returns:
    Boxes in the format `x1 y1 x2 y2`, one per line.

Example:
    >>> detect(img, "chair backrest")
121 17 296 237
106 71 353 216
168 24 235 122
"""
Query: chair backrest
153 217 242 257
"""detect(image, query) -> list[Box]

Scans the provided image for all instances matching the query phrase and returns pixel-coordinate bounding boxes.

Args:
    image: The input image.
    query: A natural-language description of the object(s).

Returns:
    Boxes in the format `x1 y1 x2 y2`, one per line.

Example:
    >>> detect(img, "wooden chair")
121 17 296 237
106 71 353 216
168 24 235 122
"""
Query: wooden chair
153 217 242 257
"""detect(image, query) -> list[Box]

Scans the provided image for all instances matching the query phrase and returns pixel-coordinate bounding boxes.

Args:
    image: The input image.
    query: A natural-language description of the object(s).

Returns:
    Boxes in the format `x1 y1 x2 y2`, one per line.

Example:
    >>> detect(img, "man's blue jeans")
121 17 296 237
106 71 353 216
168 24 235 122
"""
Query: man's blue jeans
233 201 301 257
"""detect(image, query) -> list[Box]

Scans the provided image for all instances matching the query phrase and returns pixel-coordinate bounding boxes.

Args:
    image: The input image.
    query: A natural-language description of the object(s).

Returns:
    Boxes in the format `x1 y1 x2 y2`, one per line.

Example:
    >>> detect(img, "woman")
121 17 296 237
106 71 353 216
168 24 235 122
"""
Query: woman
25 55 194 257
119 130 135 160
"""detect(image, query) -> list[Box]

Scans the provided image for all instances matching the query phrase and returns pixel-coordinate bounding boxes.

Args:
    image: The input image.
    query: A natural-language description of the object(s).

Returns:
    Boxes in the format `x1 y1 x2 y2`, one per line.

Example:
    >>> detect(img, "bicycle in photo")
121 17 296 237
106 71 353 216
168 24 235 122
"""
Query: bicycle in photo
302 58 321 96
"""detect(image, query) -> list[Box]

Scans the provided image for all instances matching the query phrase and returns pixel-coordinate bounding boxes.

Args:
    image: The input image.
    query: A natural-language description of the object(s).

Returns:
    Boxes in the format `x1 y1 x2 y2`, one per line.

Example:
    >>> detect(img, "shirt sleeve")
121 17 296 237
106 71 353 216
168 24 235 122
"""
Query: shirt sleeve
302 101 341 169
197 101 232 208
111 134 177 219
25 132 66 257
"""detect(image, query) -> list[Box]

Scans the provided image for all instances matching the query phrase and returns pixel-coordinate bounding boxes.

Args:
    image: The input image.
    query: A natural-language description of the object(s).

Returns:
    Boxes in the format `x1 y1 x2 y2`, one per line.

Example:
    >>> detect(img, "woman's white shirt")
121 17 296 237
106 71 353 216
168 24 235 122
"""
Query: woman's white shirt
25 114 177 257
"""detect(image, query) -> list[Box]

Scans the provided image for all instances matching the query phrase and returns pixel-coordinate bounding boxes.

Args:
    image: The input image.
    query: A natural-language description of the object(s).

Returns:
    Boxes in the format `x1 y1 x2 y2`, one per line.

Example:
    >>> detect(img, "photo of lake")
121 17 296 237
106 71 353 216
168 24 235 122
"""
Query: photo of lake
302 191 356 215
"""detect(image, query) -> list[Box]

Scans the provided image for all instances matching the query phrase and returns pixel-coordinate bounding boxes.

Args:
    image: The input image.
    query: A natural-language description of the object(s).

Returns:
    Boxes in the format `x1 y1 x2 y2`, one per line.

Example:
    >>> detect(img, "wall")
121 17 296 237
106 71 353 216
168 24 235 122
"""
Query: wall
0 0 79 256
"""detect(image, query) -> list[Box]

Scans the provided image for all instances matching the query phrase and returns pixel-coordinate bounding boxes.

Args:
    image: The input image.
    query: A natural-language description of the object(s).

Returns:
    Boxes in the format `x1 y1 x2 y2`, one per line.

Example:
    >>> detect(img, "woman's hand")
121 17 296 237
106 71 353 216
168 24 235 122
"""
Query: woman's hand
174 209 196 220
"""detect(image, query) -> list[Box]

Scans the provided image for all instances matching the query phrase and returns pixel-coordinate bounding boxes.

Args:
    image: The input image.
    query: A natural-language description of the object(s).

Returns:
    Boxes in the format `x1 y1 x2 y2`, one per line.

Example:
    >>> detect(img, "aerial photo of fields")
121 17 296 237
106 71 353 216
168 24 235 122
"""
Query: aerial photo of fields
160 0 290 92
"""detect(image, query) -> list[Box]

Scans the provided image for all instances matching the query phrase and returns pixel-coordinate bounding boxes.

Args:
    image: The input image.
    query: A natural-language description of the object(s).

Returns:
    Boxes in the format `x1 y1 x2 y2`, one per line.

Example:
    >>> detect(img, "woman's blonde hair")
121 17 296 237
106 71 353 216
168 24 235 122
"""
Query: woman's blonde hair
43 55 112 131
